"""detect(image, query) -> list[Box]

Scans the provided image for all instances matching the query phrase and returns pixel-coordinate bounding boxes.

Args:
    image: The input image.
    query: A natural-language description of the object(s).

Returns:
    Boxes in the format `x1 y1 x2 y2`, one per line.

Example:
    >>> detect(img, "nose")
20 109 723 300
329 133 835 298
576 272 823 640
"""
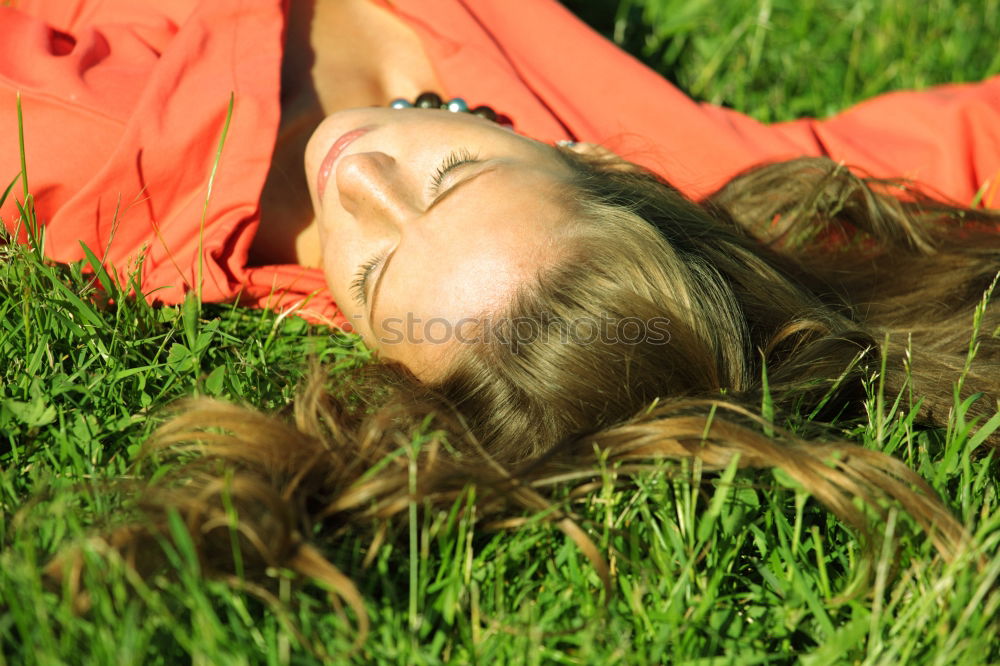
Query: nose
335 151 416 227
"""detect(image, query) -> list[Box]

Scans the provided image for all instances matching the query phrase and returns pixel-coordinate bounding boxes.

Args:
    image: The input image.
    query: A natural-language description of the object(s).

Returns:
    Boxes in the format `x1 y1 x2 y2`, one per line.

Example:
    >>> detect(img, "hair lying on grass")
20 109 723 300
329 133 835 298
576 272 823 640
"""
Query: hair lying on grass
47 154 1000 642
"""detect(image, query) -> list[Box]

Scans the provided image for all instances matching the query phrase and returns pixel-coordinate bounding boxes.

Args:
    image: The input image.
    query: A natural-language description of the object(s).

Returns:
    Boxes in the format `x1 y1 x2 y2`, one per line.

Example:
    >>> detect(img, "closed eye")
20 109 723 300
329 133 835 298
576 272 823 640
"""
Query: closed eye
428 148 480 199
350 248 389 307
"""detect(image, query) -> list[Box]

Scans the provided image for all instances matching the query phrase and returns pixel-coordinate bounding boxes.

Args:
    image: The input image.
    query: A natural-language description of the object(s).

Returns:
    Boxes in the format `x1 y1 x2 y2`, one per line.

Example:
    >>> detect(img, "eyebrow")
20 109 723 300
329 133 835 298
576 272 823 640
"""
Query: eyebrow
364 163 503 322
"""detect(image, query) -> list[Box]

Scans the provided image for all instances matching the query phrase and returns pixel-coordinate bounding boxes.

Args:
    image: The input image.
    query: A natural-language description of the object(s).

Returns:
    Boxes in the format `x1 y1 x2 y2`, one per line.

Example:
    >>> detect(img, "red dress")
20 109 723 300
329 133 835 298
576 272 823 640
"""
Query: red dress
2 0 998 327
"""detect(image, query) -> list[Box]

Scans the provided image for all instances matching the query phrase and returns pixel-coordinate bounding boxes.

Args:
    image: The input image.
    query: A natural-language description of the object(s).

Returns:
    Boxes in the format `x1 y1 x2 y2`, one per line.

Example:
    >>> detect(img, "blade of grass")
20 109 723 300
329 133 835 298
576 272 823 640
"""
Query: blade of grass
197 92 235 306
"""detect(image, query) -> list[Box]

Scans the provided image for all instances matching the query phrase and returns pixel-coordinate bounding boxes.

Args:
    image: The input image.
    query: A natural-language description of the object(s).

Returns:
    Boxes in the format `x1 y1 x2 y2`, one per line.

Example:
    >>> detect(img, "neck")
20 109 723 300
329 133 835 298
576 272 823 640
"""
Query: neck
251 0 442 267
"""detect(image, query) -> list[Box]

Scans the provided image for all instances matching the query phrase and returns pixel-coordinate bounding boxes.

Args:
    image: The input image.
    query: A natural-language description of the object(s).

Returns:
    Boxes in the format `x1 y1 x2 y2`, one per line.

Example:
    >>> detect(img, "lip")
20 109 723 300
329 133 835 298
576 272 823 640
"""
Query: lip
316 126 372 203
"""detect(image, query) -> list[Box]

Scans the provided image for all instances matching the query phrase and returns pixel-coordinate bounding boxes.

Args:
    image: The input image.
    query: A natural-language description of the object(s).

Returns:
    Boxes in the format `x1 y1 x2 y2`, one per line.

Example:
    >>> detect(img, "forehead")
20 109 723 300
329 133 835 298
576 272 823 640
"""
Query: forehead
370 163 573 356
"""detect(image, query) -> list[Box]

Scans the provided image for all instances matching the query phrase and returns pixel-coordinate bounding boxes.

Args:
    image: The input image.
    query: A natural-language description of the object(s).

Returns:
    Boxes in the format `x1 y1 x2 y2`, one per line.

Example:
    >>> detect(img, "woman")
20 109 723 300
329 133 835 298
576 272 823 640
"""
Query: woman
6 0 999 629
3 0 998 320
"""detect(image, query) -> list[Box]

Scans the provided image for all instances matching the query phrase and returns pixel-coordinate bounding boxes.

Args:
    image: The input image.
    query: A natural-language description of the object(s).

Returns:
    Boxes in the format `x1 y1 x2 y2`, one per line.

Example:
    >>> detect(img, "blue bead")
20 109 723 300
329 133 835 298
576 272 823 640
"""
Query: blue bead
446 98 469 113
389 98 413 109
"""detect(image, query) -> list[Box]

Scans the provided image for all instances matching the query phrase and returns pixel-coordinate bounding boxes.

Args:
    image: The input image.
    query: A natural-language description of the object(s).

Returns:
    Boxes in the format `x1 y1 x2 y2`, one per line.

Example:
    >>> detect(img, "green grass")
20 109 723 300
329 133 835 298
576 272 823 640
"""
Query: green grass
563 0 1000 122
3 1 1000 663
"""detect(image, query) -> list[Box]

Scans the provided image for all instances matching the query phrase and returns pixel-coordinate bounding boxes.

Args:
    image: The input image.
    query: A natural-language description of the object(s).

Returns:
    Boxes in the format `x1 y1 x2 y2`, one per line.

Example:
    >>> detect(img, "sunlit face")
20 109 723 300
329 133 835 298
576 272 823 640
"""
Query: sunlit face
304 108 578 379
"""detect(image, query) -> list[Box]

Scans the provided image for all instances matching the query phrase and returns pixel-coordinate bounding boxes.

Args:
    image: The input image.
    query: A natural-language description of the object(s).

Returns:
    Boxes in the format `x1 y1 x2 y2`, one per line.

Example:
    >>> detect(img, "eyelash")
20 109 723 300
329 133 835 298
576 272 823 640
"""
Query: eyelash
350 249 387 307
428 148 479 198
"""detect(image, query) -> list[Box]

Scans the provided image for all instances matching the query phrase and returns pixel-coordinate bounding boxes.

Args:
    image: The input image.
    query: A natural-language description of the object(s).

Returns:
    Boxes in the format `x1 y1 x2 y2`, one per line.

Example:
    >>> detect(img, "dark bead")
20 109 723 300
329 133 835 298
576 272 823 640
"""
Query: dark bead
414 91 443 109
471 105 497 122
494 113 514 128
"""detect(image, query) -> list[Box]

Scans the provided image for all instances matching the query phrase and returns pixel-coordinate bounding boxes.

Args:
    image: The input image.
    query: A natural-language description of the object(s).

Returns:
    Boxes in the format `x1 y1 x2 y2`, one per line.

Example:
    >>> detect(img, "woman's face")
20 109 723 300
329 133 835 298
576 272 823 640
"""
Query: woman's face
304 107 577 378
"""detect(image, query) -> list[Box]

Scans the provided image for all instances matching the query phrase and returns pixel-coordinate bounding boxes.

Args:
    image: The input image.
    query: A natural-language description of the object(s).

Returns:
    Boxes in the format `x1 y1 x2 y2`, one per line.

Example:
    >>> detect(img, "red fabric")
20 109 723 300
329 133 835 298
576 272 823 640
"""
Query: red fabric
2 0 998 326
437 0 1000 201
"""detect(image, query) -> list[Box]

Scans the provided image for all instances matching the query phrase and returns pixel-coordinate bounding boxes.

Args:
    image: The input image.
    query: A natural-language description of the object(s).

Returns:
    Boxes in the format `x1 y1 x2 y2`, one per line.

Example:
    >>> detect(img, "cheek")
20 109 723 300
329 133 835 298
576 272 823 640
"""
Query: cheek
321 243 356 320
315 208 329 249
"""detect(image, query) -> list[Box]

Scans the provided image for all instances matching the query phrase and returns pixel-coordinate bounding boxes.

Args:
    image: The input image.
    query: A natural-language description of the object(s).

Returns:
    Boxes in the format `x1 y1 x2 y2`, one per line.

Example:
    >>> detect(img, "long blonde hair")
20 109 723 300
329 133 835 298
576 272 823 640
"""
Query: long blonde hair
52 153 1000 635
